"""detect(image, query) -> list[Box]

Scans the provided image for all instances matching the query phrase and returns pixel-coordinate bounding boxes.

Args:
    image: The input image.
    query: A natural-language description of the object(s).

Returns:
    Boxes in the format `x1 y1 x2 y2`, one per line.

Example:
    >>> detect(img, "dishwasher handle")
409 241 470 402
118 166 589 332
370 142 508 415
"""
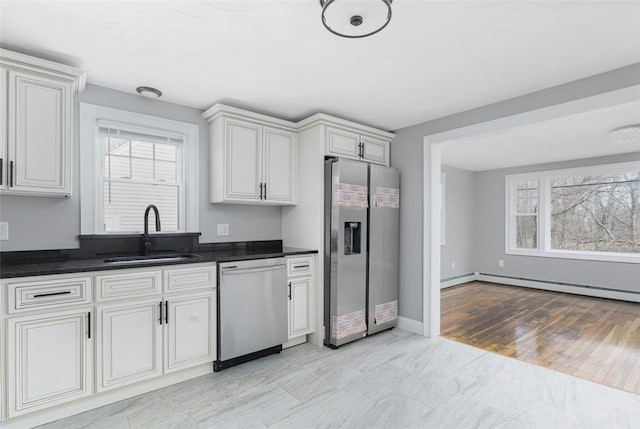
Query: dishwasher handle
221 264 286 276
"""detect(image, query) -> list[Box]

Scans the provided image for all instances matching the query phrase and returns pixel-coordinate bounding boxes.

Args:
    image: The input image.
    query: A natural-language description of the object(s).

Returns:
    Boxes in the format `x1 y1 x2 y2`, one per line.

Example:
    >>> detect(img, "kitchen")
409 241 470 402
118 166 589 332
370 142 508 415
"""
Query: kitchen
0 2 636 427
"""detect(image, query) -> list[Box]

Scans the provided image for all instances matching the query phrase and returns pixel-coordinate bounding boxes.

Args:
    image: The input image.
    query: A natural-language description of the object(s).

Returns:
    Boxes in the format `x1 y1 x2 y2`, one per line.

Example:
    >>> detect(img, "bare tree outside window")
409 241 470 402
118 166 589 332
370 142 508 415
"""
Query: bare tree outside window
516 181 538 249
550 173 640 253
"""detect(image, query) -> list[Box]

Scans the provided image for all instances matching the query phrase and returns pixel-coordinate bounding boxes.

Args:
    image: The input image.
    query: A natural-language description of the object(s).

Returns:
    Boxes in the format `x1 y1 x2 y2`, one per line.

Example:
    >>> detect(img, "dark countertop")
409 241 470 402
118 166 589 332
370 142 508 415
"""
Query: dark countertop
0 242 317 279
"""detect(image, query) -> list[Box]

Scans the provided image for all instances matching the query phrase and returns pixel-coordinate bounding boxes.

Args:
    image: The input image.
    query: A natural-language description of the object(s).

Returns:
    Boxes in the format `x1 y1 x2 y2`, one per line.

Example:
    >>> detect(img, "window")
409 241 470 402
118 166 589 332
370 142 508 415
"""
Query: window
80 104 199 234
506 161 640 263
101 125 183 232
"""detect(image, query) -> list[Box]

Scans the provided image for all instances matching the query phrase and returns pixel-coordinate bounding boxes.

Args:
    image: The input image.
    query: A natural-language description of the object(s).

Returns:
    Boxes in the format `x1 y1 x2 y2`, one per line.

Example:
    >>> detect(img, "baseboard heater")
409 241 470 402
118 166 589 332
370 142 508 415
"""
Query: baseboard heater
474 273 640 303
478 273 639 296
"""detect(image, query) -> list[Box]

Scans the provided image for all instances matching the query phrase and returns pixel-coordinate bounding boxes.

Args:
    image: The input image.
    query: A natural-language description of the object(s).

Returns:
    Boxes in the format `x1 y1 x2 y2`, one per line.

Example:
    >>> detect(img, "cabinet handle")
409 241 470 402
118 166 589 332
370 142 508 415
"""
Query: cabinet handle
293 264 309 269
9 160 13 187
33 290 72 298
159 301 163 325
87 312 91 339
165 301 169 325
288 282 292 300
264 183 267 200
0 158 3 186
259 183 263 200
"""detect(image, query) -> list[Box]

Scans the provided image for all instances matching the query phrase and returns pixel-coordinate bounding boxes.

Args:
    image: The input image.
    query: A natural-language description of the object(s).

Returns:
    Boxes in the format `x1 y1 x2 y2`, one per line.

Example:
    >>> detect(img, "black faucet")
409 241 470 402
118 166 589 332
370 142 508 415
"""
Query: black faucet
143 204 161 256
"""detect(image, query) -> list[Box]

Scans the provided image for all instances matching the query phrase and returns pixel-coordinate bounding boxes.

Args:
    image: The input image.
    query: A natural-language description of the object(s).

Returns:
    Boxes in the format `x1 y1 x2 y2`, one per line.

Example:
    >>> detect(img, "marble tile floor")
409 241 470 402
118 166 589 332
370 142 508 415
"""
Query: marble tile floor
38 329 640 429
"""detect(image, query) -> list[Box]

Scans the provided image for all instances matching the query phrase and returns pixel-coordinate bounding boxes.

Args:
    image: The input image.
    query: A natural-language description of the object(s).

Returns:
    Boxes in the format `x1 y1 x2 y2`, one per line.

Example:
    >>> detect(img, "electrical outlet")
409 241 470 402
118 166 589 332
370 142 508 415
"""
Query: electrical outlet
498 259 504 268
0 222 8 240
216 224 229 236
451 262 456 270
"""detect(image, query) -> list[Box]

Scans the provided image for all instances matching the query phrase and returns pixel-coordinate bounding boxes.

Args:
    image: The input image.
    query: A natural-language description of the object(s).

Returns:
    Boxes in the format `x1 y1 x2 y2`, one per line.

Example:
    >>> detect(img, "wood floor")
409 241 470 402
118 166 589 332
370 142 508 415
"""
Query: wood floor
441 281 640 395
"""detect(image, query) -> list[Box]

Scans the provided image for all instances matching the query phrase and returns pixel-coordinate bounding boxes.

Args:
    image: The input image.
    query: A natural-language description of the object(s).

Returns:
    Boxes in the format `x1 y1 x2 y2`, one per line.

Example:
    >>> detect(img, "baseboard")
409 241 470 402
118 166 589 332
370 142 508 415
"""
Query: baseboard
440 273 477 289
477 274 640 303
397 316 423 335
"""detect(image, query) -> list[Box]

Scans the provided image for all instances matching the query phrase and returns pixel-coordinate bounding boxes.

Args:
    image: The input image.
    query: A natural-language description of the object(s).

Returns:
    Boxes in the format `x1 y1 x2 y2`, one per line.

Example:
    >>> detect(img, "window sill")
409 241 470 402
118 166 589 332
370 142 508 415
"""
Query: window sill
505 248 640 264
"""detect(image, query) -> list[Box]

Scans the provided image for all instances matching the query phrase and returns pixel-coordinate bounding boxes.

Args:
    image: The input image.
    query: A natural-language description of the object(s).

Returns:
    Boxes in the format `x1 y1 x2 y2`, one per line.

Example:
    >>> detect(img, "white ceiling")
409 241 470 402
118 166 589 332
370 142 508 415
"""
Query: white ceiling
441 101 640 171
1 1 639 131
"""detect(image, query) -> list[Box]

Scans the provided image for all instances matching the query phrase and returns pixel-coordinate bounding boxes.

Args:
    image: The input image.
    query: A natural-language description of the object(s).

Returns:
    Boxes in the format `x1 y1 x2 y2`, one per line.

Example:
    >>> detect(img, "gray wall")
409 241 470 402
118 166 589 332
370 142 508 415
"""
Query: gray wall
440 165 475 280
475 152 640 293
0 84 281 251
391 62 640 323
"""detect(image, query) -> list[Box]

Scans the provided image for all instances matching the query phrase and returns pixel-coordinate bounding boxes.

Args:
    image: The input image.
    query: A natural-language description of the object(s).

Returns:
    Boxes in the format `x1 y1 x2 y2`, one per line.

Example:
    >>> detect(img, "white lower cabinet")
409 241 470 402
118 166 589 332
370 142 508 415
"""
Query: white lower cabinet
7 308 92 417
286 255 315 340
288 277 312 338
96 299 163 392
165 293 216 373
0 263 217 425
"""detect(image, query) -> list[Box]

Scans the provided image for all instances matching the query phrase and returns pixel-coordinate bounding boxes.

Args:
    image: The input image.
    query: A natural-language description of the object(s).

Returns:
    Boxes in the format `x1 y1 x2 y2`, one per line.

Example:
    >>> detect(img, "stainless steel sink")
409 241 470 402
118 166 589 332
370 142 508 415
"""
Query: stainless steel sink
103 254 201 264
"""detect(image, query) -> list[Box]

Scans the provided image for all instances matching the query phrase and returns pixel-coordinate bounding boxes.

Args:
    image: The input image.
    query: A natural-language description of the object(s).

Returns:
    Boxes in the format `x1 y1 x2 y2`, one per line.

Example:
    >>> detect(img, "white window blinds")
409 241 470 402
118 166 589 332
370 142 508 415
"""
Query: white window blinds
98 121 184 233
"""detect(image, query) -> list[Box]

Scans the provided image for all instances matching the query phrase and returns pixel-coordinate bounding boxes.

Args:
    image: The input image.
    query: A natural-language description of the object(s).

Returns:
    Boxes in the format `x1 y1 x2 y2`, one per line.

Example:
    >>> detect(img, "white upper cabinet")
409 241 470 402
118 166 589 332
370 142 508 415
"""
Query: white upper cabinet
298 113 393 166
326 127 360 158
0 69 7 192
324 126 390 165
263 126 296 204
8 70 72 194
360 135 388 164
204 104 297 205
226 119 263 201
0 49 85 197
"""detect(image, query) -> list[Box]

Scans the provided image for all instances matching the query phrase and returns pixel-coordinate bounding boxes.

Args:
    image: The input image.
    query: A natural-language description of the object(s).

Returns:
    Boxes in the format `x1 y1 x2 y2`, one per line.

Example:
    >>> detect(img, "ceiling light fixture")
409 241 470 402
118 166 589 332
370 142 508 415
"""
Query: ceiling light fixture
320 0 392 39
609 124 640 145
136 86 163 99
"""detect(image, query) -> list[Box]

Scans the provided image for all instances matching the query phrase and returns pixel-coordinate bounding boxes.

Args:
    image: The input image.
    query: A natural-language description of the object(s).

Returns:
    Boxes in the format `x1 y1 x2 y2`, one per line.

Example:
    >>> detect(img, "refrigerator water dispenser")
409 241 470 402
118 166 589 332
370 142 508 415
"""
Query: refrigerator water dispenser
344 222 361 255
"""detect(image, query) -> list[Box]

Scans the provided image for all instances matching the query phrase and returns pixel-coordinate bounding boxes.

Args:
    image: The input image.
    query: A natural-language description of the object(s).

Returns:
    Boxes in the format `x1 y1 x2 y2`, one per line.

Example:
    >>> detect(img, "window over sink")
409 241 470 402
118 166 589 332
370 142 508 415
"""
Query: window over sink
80 104 199 234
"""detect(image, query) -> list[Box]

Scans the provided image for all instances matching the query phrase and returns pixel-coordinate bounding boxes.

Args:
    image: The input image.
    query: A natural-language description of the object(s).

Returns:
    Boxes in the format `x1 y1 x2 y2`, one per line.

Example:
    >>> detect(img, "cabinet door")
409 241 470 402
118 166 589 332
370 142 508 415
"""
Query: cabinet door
360 135 389 165
7 70 72 195
225 118 262 201
263 127 296 204
0 67 7 191
96 300 163 392
165 293 216 373
288 277 313 338
8 308 92 417
326 127 360 160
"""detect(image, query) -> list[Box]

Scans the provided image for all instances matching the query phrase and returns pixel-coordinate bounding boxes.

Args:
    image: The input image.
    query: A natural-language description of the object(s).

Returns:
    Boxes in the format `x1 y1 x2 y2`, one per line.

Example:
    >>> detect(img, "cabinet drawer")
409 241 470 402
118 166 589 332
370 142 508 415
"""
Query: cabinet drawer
163 264 216 294
6 275 92 314
287 256 313 277
95 269 162 302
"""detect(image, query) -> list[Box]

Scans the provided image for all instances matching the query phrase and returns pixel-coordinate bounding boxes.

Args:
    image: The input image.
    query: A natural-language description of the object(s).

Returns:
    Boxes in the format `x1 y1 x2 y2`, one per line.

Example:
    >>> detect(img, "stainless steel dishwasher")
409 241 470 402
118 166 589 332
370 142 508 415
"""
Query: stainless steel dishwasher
215 257 287 371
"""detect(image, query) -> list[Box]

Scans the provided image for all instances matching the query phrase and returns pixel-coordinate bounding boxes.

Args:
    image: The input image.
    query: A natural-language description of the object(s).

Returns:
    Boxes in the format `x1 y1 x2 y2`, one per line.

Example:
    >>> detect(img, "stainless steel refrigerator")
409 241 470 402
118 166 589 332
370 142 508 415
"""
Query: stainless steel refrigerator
324 158 400 348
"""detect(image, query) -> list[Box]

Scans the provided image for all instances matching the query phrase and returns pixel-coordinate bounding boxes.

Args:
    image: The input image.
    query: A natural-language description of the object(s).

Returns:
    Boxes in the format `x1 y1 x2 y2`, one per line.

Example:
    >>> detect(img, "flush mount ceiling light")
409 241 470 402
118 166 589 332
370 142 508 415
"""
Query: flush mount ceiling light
609 124 640 145
320 0 392 38
136 86 162 99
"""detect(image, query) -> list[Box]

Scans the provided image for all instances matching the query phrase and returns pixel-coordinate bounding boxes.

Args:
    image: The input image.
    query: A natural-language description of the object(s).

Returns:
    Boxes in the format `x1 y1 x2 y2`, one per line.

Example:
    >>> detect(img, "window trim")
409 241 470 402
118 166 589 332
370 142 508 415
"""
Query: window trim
505 161 640 264
80 103 199 234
